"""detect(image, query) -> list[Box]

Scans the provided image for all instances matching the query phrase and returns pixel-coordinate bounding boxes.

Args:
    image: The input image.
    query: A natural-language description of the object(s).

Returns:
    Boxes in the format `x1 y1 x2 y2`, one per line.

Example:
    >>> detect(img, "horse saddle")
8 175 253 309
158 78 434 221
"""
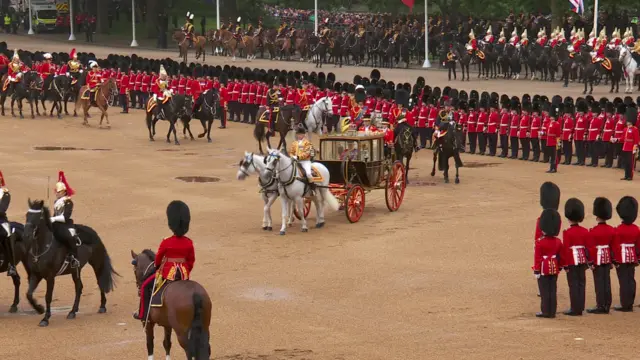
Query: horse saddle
71 78 78 85
259 108 276 123
601 58 612 71
476 50 485 60
80 88 91 100
1 78 9 92
296 163 323 183
150 277 170 308
146 97 157 113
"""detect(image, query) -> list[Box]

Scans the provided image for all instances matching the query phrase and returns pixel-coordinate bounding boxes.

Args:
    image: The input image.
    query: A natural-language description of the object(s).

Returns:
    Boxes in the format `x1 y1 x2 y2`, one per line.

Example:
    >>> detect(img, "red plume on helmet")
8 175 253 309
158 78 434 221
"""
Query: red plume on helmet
57 171 75 196
70 48 77 59
0 171 5 187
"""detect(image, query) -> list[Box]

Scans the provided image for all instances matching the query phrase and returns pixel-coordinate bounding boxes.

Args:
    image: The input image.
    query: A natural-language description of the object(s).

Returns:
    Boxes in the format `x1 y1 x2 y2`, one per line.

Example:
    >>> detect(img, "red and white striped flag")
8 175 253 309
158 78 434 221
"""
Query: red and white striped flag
570 0 584 14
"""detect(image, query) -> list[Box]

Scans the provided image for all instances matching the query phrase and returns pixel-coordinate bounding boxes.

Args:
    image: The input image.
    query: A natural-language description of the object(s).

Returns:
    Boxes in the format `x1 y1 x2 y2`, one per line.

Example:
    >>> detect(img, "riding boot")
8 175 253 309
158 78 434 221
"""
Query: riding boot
66 233 80 268
3 237 16 276
133 278 153 321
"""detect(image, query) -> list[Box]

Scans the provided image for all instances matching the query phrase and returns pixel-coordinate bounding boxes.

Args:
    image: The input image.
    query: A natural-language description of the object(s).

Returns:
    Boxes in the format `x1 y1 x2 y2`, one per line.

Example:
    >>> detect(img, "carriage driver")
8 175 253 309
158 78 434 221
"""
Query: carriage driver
133 201 195 321
50 171 81 268
289 126 316 191
0 171 16 276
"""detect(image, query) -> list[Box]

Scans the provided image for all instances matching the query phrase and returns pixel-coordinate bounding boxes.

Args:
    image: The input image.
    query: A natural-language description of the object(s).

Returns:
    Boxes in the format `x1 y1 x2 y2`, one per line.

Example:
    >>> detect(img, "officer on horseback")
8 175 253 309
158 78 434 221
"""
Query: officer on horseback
87 61 101 106
0 171 16 276
64 48 82 83
6 49 26 94
289 125 316 191
182 12 195 48
152 64 171 120
266 77 282 135
50 171 80 268
134 200 195 321
234 17 243 42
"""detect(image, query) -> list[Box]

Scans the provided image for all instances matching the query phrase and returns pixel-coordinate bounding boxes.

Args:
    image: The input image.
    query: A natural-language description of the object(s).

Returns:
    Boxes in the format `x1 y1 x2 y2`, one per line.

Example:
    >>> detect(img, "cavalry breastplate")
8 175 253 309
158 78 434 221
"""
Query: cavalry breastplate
69 61 80 72
10 62 20 71
53 197 66 216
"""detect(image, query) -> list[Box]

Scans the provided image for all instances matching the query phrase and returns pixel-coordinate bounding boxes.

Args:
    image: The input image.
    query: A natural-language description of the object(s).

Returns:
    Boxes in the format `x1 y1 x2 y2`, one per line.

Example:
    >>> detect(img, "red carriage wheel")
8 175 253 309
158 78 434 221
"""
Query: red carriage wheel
293 198 312 220
345 184 365 223
385 161 406 212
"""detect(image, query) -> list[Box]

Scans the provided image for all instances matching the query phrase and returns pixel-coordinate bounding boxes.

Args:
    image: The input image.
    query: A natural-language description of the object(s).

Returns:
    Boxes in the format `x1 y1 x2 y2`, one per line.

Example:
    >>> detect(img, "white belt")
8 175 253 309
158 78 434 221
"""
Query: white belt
596 245 610 266
621 244 636 263
570 245 586 265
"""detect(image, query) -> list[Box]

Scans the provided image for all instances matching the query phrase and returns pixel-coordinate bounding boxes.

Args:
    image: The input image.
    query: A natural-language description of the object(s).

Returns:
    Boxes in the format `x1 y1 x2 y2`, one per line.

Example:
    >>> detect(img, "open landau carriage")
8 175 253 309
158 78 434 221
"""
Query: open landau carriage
296 132 407 223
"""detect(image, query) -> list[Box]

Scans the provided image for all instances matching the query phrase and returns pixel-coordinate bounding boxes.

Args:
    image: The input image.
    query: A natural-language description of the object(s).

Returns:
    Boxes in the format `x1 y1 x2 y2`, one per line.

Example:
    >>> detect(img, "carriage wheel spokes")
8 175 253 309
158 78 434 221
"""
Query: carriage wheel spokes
345 185 365 223
385 161 406 212
293 197 312 220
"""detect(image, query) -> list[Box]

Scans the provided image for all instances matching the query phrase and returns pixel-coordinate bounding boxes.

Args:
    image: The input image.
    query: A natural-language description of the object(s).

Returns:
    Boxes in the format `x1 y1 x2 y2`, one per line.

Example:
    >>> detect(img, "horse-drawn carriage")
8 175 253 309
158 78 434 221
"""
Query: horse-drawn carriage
296 132 406 223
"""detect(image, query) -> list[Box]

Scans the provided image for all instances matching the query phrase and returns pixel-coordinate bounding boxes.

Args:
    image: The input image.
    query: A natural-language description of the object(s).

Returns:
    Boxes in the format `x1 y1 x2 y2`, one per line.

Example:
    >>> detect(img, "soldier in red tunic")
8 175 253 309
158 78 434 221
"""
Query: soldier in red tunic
533 208 563 318
572 100 588 165
561 198 588 316
486 99 499 156
530 103 542 162
134 200 195 321
613 196 640 311
620 106 639 180
587 197 614 314
508 97 520 158
476 98 488 155
587 102 605 166
518 101 531 160
498 97 510 157
545 106 562 173
561 103 575 165
118 64 129 113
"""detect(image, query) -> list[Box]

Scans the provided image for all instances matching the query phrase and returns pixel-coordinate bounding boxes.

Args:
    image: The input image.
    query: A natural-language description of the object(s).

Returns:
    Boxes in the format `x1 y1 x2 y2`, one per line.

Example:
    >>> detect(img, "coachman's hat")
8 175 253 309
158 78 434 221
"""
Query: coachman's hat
167 200 191 237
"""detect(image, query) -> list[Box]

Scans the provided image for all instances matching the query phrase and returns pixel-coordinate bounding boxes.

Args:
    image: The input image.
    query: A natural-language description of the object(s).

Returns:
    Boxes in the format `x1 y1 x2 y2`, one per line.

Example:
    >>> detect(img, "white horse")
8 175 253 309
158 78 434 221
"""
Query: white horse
236 152 280 230
304 96 333 140
619 45 638 94
264 148 339 235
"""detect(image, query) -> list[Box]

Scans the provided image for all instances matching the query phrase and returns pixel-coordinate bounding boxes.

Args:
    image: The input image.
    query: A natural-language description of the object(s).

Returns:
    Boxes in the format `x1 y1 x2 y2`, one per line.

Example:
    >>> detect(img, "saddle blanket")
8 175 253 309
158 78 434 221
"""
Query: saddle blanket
297 164 323 182
80 88 92 100
150 278 169 308
259 107 279 123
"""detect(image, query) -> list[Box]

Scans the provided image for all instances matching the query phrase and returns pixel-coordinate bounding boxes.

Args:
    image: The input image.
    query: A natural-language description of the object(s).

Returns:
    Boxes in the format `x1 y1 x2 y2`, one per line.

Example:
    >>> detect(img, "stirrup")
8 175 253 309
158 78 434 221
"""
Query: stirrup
68 255 80 268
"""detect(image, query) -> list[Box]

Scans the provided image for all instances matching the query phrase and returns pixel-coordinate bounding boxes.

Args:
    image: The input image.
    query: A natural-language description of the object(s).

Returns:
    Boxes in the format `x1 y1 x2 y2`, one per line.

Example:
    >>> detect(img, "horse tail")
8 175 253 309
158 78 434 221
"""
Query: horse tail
78 225 119 293
188 293 209 360
253 121 266 141
322 188 340 212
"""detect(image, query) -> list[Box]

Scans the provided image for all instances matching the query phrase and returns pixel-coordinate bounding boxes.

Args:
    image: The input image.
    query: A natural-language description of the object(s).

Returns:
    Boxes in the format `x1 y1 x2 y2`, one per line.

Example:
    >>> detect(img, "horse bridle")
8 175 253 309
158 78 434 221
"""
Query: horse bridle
25 208 53 263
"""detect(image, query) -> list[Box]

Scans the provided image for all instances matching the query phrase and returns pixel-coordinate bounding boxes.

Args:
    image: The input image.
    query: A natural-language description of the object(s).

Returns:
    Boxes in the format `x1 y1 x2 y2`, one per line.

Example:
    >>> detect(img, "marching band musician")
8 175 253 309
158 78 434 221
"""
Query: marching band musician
510 29 519 47
289 126 316 190
50 171 81 268
134 200 195 322
0 171 16 276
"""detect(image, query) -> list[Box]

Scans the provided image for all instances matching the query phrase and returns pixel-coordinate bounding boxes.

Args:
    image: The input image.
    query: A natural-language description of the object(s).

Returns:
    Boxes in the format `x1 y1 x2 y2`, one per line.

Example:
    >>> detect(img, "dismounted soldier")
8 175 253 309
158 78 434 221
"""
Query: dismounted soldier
533 208 563 318
476 99 488 155
289 126 315 190
561 102 575 165
508 96 520 158
561 198 589 316
534 181 561 297
587 197 614 314
498 97 510 157
545 106 562 173
0 171 16 276
466 99 478 154
134 200 195 321
530 102 542 161
573 100 588 165
519 101 531 160
50 171 81 268
620 106 639 180
613 196 640 311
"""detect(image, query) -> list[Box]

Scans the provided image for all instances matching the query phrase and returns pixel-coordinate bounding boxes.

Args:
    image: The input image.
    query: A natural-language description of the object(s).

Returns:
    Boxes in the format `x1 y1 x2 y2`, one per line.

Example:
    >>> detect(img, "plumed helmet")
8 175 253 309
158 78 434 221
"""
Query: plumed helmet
539 181 560 210
593 197 613 220
564 198 585 223
539 209 561 237
616 196 639 225
55 171 75 196
167 200 190 237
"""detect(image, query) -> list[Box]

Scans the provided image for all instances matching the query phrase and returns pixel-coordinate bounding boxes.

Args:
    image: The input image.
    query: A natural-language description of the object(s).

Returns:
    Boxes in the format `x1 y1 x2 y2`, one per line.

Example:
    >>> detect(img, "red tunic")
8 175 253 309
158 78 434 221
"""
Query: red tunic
458 112 468 129
119 74 129 95
339 95 350 117
155 235 195 280
622 126 640 152
331 94 340 115
177 77 187 95
508 114 519 137
285 89 296 106
417 106 428 128
232 82 241 101
614 116 626 142
427 106 438 128
545 120 561 147
530 115 541 139
533 236 563 275
381 101 392 119
240 82 250 104
141 74 151 93
497 111 509 135
219 87 229 107
467 112 477 133
574 114 586 141
561 115 574 141
587 115 604 141
350 105 364 125
562 224 589 266
588 223 615 266
601 117 615 142
295 89 310 110
389 106 406 127
170 78 178 93
383 128 394 146
39 62 55 79
364 97 376 115
190 79 202 99
249 83 258 104
517 114 530 138
612 223 640 264
87 70 101 90
486 111 499 134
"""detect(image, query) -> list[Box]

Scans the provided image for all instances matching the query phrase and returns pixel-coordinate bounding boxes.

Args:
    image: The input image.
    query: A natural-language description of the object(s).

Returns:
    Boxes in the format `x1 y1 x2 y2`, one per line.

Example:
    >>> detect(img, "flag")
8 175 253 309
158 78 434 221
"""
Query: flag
402 0 415 12
569 0 583 14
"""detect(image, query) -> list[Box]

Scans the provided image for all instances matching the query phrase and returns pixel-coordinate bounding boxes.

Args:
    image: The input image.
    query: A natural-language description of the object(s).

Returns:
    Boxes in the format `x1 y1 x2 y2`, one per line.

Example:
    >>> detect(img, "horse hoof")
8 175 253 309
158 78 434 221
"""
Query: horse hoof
430 171 435 177
66 312 76 320
279 231 286 235
444 178 450 183
315 222 325 228
166 139 171 143
9 305 18 313
39 319 49 327
57 115 62 119
174 141 180 146
208 139 212 143
262 226 268 230
266 226 273 231
11 114 15 118
31 115 35 119
455 178 460 184
20 115 24 119
301 228 308 233
98 307 107 314
34 304 45 314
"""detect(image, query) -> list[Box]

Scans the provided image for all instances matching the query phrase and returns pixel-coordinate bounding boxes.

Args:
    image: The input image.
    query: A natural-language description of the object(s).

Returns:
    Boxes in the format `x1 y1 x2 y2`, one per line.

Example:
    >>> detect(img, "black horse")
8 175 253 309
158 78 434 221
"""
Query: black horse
454 43 471 81
146 94 183 144
3 71 41 118
191 89 220 143
583 57 622 94
24 200 119 327
254 105 297 154
0 221 26 313
62 72 85 116
430 122 463 184
40 75 70 118
394 120 416 184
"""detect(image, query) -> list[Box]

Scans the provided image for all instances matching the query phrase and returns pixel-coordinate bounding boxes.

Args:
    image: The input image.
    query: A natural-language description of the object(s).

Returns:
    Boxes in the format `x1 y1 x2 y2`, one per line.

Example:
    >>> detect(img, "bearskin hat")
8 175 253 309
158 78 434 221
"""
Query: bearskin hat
593 197 613 220
167 200 191 237
564 198 585 223
539 209 561 237
616 196 638 224
370 69 381 80
627 106 638 126
540 181 560 210
470 90 479 100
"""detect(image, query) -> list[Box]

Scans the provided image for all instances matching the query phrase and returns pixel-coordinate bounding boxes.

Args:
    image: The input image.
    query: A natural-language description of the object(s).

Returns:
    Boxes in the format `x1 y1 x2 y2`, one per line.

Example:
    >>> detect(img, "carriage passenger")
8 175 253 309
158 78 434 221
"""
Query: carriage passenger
133 201 195 321
340 141 359 160
381 121 394 158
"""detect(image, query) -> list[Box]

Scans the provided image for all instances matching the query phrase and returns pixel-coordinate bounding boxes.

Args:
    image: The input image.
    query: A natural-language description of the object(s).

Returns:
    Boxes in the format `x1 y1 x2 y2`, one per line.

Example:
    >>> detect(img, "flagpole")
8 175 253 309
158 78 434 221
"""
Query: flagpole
592 0 598 38
422 0 430 68
314 0 318 35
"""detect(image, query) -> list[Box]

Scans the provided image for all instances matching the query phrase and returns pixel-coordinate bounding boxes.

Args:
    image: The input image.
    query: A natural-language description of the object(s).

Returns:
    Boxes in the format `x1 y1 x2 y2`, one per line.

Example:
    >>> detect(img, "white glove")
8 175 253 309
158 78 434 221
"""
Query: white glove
79 70 84 73
66 72 70 76
153 94 157 101
50 214 65 223
534 273 541 280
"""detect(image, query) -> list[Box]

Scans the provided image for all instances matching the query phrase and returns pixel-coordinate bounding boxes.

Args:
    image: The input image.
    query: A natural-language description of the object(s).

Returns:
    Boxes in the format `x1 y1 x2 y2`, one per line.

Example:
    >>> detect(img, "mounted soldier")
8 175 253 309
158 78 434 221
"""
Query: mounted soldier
277 22 288 38
50 171 81 268
266 76 282 135
133 200 195 322
182 12 195 48
6 49 27 94
151 64 171 120
86 60 101 106
623 27 635 47
509 28 520 47
0 171 15 276
466 29 478 54
520 29 529 47
63 48 83 85
233 17 243 43
483 25 495 44
536 28 547 46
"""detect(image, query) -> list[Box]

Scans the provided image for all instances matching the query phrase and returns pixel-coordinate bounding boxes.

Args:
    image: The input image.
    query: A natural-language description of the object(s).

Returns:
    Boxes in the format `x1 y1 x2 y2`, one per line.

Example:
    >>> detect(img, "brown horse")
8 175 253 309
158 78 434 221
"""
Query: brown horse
131 250 211 360
178 35 207 63
293 32 309 61
75 78 117 127
242 35 258 61
253 105 298 154
216 29 244 61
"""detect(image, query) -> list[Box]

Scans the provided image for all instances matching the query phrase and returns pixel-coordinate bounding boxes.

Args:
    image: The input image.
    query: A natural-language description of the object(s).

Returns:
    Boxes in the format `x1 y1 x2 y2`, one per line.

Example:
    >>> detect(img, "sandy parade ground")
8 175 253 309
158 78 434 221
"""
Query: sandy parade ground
1 34 640 360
